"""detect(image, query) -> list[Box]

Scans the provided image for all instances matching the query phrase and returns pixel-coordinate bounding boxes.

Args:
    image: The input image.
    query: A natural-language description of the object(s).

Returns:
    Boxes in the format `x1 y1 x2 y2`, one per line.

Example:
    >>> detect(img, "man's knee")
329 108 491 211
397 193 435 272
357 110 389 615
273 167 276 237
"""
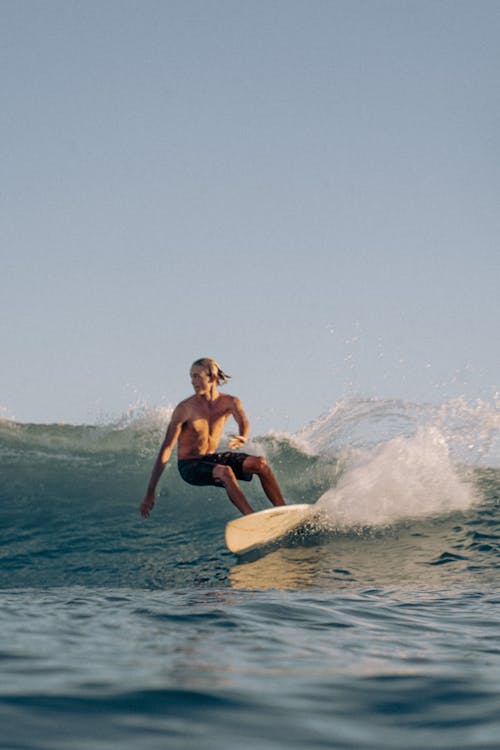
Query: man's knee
243 455 269 475
213 464 237 485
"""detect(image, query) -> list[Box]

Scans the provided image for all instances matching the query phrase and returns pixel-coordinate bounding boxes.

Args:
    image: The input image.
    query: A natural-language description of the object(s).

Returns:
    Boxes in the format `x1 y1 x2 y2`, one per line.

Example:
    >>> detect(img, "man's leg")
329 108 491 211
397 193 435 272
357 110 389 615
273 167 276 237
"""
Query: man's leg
242 456 286 507
213 464 255 515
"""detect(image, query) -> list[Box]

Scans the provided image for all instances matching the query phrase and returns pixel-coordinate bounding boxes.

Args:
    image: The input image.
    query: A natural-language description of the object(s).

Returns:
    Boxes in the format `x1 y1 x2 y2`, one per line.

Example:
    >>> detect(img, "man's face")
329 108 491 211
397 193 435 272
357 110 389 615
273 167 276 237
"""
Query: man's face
190 365 212 394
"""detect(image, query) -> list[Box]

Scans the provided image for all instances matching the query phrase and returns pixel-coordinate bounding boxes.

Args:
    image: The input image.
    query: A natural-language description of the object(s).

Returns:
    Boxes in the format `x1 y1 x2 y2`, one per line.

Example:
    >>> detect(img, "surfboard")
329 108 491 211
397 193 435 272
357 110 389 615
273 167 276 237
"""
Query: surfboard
225 504 313 555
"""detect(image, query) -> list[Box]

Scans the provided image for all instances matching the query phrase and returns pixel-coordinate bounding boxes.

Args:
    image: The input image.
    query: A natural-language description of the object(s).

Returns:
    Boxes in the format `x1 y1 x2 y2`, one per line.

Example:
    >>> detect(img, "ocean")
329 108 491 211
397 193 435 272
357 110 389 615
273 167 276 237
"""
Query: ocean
1 396 499 749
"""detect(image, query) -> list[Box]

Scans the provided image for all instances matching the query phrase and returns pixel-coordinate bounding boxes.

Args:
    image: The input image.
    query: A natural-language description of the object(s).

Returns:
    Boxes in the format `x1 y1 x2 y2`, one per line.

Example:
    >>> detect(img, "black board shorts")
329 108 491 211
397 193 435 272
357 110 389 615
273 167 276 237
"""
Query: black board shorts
178 452 253 487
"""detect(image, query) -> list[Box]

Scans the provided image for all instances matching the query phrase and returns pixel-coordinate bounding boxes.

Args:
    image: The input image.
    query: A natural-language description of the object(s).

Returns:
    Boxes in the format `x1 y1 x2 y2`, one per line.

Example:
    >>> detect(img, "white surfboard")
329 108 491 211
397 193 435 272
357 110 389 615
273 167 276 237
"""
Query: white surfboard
225 504 312 555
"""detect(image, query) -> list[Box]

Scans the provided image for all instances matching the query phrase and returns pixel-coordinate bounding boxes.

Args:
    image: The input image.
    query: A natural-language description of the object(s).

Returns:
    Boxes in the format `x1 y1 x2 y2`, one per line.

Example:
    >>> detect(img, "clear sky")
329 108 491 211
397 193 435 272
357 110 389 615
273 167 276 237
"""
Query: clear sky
2 0 499 432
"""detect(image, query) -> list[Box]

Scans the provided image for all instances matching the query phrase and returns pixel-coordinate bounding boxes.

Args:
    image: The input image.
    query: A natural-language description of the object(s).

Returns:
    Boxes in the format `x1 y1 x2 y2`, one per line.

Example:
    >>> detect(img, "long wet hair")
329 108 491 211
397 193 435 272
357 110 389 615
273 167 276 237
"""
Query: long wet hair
191 358 231 386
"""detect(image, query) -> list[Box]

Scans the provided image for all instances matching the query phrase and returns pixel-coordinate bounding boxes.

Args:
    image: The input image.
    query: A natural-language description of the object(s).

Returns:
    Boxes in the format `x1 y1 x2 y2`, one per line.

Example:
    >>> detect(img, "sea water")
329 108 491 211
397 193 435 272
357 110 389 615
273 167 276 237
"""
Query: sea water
1 397 500 749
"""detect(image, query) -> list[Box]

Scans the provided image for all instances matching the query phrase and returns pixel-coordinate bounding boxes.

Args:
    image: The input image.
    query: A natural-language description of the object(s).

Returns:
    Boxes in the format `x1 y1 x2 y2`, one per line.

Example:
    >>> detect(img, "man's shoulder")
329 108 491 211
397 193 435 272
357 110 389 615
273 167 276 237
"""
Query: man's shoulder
172 396 196 418
221 393 244 412
179 394 200 407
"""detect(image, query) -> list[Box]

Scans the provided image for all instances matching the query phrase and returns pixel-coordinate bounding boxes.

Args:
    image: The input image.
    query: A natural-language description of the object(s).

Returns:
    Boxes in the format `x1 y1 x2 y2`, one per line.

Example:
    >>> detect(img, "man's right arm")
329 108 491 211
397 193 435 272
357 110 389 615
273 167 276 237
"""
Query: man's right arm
140 406 184 517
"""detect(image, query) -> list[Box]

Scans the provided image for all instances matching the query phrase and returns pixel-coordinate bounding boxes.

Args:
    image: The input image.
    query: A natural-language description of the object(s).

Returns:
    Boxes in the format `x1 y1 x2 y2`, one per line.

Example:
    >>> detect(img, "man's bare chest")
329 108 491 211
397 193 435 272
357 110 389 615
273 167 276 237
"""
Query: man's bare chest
189 409 230 431
187 400 231 429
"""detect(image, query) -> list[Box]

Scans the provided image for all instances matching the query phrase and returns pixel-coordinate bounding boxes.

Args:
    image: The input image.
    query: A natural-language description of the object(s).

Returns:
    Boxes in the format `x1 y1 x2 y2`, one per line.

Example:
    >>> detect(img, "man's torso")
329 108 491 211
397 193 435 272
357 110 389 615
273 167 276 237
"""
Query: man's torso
177 393 234 460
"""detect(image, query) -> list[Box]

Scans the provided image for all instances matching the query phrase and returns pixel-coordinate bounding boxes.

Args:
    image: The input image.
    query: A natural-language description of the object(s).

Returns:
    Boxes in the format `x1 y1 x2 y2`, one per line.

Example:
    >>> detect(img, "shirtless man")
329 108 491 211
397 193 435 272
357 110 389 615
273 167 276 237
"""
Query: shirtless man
139 358 286 518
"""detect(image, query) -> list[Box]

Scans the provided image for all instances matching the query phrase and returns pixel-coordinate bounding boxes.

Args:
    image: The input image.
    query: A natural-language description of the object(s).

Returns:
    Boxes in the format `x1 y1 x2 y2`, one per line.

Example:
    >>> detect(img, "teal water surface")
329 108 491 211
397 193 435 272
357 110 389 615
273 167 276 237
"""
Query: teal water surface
1 399 499 749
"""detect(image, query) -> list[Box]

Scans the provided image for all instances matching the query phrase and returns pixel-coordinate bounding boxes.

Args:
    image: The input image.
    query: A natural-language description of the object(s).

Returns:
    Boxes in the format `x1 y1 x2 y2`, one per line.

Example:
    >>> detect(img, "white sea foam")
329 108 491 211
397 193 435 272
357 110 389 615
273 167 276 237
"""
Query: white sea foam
292 395 500 529
316 425 478 528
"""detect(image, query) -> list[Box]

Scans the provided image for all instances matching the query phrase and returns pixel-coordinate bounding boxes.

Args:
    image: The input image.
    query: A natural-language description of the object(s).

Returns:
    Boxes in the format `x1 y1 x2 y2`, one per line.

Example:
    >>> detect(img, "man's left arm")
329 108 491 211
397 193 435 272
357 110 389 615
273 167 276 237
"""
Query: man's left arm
228 397 250 449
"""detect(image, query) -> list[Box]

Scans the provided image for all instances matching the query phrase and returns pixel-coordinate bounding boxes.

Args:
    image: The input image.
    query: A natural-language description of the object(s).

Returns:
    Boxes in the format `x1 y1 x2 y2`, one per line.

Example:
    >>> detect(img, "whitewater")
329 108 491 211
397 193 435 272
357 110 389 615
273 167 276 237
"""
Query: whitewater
1 396 500 749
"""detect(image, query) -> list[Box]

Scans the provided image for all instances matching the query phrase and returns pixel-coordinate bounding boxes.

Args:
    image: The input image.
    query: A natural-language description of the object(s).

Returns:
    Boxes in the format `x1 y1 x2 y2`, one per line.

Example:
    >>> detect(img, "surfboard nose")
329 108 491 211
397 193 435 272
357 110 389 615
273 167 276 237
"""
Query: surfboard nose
225 504 312 554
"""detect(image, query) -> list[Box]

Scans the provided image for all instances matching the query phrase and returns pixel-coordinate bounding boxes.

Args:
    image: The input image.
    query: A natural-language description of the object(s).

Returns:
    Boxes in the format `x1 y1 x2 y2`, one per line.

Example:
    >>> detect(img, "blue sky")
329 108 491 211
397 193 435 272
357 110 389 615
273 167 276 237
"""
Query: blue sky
2 0 499 432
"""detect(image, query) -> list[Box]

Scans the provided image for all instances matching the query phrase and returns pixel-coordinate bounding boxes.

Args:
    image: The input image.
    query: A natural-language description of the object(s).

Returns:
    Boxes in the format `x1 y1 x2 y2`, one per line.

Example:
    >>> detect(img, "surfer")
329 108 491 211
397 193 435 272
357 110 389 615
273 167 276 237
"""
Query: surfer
139 358 286 517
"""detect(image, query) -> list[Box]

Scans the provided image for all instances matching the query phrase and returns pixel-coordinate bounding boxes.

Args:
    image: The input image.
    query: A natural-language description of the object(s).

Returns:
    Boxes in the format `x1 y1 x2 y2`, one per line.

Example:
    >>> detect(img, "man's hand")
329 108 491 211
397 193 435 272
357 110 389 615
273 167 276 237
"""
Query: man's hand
228 434 247 450
140 491 156 518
